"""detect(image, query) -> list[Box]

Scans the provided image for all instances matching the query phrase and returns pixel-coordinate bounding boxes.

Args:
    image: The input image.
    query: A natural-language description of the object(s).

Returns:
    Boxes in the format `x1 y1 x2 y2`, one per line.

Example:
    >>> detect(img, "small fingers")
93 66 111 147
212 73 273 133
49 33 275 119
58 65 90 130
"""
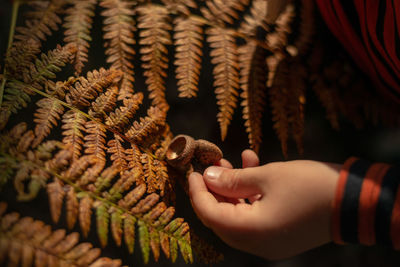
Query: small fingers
216 158 233 169
242 149 259 168
188 172 256 230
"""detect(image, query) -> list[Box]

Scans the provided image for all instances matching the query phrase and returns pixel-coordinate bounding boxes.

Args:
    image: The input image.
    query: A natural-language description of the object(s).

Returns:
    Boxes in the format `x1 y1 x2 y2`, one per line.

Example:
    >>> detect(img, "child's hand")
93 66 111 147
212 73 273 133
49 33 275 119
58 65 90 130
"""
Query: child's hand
188 150 341 260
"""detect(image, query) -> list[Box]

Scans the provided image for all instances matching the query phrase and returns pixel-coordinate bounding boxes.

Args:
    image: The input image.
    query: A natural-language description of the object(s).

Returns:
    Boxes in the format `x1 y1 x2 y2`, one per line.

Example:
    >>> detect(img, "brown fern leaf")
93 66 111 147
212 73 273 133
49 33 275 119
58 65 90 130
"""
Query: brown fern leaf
32 97 65 148
89 85 119 118
265 4 295 87
105 92 143 131
43 162 193 263
0 204 122 267
63 0 97 75
239 43 267 153
125 106 166 145
292 0 315 56
14 0 65 45
47 178 65 223
84 120 107 165
174 17 204 98
100 0 136 100
206 26 240 140
107 135 128 172
269 59 290 157
0 44 76 130
62 110 87 161
161 0 197 15
287 61 307 155
238 0 269 37
66 185 79 229
137 4 172 112
66 68 123 108
5 40 40 80
201 0 250 25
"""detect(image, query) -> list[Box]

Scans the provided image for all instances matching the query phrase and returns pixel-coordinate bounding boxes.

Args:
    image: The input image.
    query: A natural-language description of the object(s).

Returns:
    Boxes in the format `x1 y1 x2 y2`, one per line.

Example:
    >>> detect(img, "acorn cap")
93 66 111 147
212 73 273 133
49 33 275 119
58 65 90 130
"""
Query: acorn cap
166 135 196 169
194 139 223 166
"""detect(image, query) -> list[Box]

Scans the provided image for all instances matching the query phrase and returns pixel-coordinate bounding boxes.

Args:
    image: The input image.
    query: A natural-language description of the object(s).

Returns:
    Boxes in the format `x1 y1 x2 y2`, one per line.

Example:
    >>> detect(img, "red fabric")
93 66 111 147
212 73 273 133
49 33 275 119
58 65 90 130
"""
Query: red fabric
332 157 359 244
316 0 400 102
391 183 400 249
358 163 390 245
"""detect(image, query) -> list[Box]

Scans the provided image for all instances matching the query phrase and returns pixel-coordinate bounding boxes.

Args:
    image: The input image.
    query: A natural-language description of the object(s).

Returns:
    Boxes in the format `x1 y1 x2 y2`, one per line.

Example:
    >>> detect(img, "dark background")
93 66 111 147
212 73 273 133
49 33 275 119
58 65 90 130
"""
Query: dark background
1 0 400 266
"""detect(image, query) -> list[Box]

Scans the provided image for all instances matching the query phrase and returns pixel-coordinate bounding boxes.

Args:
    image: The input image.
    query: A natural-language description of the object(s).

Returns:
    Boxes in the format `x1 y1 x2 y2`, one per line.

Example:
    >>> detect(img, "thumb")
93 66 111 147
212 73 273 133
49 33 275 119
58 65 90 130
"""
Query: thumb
203 166 263 198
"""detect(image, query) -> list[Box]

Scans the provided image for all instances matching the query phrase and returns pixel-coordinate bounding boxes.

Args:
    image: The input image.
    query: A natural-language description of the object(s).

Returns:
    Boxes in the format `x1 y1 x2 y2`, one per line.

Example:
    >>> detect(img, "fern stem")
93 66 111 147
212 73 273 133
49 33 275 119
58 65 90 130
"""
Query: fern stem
17 81 156 158
1 152 187 244
0 0 21 107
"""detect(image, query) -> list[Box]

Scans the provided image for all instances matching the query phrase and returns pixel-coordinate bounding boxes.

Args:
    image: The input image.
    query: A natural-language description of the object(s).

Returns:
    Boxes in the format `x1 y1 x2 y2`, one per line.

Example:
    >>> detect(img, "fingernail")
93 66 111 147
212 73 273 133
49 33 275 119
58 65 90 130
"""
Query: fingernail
205 166 223 180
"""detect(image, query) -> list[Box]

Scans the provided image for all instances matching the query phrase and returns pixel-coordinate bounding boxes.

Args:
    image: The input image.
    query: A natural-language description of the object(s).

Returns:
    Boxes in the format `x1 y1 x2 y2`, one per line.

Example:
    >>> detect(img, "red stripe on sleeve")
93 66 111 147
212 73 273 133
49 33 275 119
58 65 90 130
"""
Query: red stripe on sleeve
332 157 359 244
358 163 390 245
390 184 400 250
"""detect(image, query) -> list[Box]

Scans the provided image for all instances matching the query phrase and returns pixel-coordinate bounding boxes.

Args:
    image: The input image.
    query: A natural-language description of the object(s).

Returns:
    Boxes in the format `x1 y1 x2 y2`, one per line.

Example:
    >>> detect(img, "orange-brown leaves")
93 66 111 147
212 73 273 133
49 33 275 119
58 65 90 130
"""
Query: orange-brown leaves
105 92 143 131
0 204 122 267
137 4 171 112
66 68 122 108
101 0 136 100
62 110 87 161
47 178 65 223
239 43 267 153
239 0 269 37
84 120 107 164
207 27 240 140
63 0 97 74
125 107 166 145
14 1 64 46
174 17 204 98
33 97 65 147
107 135 128 172
201 0 250 25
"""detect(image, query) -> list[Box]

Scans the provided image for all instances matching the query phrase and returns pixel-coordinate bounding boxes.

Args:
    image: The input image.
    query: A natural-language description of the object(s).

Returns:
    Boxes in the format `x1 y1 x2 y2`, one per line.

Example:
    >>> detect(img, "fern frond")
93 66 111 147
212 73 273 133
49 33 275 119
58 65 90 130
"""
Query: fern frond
33 97 65 147
66 185 79 229
105 92 143 131
0 204 122 267
269 59 289 157
42 161 193 263
5 40 40 80
161 0 197 15
174 17 204 98
107 135 128 172
63 0 97 75
238 0 269 37
84 120 107 165
292 0 315 56
265 4 295 87
239 42 267 153
66 68 122 108
287 62 307 155
89 85 119 118
206 26 240 140
201 0 250 25
100 0 136 100
125 106 166 145
14 0 65 45
0 44 75 130
137 4 172 112
62 110 87 161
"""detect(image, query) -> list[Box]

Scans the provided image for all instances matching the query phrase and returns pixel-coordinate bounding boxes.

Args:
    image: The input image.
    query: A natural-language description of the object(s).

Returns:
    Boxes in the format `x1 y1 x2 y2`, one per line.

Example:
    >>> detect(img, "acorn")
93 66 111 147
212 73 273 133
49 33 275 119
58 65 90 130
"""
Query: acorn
166 135 223 172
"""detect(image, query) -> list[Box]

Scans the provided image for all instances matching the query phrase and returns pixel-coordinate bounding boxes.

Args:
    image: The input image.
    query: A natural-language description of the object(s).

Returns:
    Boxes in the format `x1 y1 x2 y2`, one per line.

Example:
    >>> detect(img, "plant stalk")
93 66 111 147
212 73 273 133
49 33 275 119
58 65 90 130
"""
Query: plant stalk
0 0 21 107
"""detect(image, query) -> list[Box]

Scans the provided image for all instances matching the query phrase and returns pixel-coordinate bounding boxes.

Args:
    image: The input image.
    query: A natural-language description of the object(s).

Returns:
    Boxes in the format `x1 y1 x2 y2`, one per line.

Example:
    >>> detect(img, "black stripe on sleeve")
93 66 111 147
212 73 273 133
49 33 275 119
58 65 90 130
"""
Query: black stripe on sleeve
340 159 371 243
375 165 400 247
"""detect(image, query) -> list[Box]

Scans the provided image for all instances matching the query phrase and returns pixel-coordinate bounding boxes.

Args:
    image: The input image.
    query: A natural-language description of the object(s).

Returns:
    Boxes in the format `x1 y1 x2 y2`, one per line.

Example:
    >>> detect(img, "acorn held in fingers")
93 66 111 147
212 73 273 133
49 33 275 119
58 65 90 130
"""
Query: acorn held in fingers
166 135 223 172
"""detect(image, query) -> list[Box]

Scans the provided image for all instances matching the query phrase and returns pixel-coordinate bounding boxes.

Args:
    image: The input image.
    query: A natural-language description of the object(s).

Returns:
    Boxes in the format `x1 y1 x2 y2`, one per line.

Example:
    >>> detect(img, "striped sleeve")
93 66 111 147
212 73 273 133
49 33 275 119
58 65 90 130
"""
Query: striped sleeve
332 157 400 248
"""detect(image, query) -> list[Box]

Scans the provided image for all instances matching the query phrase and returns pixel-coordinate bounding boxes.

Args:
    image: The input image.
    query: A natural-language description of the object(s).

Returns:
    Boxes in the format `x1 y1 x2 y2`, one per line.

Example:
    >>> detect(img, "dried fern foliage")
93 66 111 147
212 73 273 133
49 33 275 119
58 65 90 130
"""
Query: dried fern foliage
1 0 400 265
0 202 123 267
